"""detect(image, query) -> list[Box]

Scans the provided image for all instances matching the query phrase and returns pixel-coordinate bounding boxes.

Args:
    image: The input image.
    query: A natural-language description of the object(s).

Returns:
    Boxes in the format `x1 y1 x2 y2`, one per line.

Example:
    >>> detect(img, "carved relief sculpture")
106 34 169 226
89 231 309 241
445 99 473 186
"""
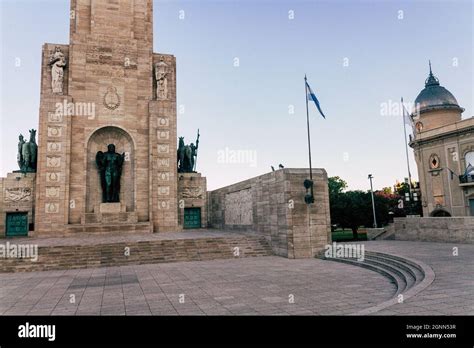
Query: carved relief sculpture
5 188 32 202
181 187 204 199
49 46 67 94
155 57 168 99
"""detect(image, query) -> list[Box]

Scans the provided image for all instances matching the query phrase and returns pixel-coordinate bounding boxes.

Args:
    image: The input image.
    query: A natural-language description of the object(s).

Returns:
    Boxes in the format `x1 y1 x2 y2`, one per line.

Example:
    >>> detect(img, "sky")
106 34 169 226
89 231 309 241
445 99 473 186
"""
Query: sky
1 0 473 191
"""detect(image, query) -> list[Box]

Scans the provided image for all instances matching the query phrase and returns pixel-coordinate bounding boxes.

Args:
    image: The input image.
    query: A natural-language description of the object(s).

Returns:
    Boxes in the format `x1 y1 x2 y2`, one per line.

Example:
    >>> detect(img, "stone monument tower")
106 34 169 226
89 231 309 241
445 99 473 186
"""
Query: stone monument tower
34 0 178 235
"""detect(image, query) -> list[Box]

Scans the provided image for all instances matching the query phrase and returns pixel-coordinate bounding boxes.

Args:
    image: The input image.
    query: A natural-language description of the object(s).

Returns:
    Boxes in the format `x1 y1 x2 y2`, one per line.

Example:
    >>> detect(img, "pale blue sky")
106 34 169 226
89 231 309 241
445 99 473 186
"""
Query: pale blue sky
1 0 473 191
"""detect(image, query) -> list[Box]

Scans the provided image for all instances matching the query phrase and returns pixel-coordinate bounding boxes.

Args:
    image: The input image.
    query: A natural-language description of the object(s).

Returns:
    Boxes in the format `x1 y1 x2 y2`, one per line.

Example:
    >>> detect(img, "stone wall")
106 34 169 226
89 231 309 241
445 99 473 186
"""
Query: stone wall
208 168 331 258
0 173 36 237
393 217 474 244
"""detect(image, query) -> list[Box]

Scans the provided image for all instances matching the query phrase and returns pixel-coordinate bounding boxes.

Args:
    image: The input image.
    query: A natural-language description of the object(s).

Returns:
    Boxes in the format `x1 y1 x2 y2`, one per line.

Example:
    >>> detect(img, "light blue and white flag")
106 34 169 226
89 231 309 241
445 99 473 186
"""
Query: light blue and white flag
305 79 326 119
401 98 414 133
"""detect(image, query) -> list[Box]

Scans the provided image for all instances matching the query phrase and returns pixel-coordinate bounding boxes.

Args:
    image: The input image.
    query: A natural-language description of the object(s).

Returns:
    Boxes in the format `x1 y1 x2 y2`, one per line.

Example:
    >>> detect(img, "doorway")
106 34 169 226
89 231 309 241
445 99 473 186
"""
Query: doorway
184 208 201 229
6 212 28 237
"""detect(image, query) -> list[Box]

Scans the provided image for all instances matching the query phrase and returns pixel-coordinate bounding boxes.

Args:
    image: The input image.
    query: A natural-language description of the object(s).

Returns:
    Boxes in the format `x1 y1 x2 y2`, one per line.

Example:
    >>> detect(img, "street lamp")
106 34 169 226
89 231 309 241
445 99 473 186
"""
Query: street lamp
368 174 377 228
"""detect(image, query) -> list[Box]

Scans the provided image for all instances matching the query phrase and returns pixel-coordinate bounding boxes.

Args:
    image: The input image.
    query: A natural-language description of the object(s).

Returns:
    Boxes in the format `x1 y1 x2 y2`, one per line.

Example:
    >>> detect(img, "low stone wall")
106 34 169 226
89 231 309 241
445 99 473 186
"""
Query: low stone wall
208 168 331 258
393 217 474 244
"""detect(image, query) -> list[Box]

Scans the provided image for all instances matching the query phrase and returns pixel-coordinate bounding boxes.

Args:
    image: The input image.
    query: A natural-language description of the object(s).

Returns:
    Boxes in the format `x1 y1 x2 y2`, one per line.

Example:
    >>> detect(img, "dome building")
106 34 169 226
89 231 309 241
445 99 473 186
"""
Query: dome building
410 63 474 216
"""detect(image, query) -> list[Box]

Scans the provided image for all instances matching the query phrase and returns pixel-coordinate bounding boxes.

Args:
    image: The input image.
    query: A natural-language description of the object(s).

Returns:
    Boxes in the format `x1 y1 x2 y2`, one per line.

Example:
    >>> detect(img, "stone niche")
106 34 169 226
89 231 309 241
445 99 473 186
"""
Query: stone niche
83 126 136 224
178 173 207 229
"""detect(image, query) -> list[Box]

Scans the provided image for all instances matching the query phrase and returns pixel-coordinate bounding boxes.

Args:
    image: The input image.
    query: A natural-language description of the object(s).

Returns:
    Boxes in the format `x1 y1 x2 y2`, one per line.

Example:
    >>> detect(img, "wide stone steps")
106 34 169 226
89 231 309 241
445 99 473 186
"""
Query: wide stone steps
322 249 435 315
0 235 273 273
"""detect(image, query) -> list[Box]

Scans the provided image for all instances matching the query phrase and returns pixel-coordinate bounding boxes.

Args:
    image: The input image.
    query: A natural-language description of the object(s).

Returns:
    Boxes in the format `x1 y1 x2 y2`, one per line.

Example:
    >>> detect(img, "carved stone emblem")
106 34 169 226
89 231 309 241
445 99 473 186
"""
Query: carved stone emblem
103 86 121 110
158 172 170 181
47 126 62 137
46 172 60 182
45 187 60 198
45 203 59 213
158 200 170 210
47 142 61 152
157 144 169 153
157 158 170 167
158 186 170 196
158 118 169 126
46 156 61 168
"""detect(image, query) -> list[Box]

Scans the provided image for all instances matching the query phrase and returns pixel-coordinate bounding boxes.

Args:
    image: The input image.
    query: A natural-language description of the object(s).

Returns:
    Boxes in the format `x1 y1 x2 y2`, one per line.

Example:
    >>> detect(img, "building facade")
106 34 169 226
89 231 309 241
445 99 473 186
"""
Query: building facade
410 66 474 217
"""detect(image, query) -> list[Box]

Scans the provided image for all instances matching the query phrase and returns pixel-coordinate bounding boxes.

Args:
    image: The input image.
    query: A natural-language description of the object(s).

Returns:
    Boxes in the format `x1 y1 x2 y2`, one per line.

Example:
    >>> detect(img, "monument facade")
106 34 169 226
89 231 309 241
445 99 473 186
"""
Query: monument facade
0 0 180 237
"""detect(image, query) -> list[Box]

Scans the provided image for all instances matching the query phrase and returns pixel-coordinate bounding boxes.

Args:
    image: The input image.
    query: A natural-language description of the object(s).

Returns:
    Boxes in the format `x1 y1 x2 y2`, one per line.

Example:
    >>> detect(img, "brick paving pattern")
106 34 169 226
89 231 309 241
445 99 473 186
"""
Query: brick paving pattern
0 240 472 315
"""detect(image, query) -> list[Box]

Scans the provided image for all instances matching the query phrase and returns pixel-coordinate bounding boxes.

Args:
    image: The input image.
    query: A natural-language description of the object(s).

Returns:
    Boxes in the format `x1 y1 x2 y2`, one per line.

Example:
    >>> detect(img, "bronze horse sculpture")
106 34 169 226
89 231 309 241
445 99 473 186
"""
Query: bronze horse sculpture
17 129 37 172
177 137 193 173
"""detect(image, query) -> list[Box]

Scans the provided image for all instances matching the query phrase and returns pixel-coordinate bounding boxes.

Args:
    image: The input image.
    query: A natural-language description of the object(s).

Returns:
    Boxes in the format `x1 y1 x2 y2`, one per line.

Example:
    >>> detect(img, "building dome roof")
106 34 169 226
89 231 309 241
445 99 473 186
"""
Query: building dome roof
413 62 463 114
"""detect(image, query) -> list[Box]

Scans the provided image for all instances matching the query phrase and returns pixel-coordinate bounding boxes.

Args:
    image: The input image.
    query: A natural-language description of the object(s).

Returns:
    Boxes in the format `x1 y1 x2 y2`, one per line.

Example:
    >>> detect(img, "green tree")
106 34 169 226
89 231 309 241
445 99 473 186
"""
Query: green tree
329 176 398 239
338 190 372 238
328 176 348 232
328 176 347 198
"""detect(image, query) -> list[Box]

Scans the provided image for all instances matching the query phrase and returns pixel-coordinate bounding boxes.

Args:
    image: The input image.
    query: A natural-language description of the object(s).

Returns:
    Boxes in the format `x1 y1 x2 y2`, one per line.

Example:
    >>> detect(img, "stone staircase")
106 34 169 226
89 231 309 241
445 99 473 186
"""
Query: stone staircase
0 234 273 273
323 250 435 315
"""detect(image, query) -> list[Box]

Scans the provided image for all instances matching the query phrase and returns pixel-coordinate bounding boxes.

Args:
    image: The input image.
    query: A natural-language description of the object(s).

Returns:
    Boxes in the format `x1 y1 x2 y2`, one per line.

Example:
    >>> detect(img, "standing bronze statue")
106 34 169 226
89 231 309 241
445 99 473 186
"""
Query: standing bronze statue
177 130 200 173
17 134 25 169
16 129 37 172
96 144 125 203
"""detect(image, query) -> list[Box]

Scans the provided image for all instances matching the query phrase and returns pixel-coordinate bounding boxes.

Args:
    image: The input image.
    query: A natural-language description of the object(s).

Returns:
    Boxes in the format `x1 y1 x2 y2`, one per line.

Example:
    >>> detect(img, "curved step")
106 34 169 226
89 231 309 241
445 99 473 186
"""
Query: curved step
366 251 426 281
322 249 435 315
364 256 417 289
324 257 403 294
362 258 412 294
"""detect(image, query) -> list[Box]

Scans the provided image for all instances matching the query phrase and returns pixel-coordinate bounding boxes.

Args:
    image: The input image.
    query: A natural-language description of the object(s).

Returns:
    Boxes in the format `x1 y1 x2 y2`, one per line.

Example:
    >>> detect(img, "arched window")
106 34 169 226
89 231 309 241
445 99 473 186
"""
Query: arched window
465 152 474 174
430 208 451 217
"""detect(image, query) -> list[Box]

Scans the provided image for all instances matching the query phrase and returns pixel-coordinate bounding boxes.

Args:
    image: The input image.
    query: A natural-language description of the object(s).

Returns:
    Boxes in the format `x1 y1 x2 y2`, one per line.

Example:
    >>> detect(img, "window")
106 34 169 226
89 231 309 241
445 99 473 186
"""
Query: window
465 152 474 167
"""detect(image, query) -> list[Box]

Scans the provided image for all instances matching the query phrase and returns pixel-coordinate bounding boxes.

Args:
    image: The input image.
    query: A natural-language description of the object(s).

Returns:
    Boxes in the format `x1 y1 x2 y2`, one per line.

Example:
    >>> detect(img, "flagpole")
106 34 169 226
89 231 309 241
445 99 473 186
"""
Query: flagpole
305 75 314 201
401 97 413 198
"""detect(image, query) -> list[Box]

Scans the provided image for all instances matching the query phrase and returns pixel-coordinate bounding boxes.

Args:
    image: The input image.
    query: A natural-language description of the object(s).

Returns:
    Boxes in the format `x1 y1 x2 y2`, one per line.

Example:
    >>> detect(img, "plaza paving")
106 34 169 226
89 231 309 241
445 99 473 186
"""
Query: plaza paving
0 240 472 315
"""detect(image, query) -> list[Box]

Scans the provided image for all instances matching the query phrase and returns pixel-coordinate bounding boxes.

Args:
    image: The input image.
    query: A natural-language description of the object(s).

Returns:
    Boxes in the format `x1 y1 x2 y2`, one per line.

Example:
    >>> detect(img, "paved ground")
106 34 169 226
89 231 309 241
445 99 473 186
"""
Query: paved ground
0 240 472 315
363 241 474 316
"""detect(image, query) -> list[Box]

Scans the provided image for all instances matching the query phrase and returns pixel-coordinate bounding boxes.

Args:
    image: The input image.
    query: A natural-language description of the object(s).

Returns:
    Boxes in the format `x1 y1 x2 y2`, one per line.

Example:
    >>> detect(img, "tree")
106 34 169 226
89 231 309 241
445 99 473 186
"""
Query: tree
328 176 348 232
338 190 372 238
329 177 396 239
328 176 347 198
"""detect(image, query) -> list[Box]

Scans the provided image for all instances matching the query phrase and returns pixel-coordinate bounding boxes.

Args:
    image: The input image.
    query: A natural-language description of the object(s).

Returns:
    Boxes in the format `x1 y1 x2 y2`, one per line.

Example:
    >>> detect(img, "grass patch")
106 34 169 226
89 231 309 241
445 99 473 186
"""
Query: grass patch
332 229 367 241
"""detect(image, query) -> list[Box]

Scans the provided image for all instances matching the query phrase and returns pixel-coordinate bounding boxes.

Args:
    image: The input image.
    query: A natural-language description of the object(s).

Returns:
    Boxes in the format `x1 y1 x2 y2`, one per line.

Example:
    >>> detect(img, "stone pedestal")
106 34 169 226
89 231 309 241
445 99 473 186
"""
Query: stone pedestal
0 172 36 237
178 173 207 229
98 203 126 214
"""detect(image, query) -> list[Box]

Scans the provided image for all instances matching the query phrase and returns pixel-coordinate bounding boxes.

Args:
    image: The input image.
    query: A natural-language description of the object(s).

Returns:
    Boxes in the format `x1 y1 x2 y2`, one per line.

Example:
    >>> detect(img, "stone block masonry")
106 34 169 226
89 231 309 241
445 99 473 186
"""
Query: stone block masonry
393 217 474 244
208 168 331 258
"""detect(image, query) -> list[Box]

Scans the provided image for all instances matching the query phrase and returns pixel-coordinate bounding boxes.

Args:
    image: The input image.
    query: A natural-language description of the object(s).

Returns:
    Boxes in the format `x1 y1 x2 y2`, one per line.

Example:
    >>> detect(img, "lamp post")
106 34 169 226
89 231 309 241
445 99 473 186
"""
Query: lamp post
368 174 377 228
